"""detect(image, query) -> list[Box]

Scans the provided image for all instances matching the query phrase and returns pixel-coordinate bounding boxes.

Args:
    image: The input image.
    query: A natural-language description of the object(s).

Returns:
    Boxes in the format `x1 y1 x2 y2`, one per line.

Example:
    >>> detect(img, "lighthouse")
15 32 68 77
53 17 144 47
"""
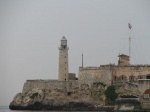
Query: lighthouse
58 36 69 81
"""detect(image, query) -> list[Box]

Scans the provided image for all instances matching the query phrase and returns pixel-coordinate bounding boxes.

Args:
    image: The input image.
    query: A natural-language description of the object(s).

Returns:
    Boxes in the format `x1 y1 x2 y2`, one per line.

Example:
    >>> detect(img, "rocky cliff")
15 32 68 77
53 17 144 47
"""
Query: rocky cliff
9 80 112 110
9 88 95 110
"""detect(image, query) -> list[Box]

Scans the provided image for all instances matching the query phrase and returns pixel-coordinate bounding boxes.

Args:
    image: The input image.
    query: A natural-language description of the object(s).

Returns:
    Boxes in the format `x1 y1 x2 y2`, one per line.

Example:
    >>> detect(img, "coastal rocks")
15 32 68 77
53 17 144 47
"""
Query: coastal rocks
9 82 108 110
10 88 64 110
9 88 95 110
9 88 45 109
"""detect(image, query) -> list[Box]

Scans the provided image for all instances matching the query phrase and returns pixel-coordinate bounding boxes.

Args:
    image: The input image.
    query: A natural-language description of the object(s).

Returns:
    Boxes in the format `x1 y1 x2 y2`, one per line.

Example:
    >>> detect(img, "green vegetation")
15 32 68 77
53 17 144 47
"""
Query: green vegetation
91 82 106 101
104 85 118 104
30 92 39 99
91 90 104 101
93 82 106 87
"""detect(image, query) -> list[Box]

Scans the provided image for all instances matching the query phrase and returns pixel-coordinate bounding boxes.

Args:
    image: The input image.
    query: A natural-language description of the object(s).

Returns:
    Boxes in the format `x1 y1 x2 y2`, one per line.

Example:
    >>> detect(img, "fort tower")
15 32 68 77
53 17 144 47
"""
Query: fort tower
118 54 130 66
58 36 69 81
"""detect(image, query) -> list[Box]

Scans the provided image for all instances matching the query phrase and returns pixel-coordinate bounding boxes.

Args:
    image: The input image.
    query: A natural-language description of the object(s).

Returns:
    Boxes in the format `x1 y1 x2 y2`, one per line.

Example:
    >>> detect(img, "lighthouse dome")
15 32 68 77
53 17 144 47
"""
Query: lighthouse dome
61 36 67 41
61 36 67 46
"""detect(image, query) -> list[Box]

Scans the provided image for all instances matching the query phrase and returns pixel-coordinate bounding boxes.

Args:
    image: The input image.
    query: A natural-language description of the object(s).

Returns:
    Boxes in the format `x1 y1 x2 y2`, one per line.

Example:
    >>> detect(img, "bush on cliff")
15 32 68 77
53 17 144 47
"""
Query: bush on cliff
91 90 104 101
104 85 117 104
30 92 39 99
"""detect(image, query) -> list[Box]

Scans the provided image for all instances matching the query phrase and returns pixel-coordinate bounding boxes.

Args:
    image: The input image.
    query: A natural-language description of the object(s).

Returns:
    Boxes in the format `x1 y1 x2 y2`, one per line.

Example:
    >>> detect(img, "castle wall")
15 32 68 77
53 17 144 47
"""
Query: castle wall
78 67 112 85
22 80 89 94
138 79 150 94
141 100 150 109
69 73 76 80
77 65 150 86
113 65 150 82
124 82 139 92
22 80 66 93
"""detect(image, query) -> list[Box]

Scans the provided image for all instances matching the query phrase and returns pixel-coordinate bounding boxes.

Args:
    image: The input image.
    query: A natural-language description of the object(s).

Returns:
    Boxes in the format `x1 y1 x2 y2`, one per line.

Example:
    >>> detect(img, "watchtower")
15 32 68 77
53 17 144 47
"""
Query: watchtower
58 36 69 81
118 54 130 66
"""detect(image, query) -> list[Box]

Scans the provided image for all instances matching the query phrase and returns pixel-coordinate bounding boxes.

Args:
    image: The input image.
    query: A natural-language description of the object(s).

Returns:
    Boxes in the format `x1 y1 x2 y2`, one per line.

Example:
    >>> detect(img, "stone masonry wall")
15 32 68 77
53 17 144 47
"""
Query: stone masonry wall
78 67 112 85
22 80 66 93
22 80 87 94
58 47 69 81
113 65 150 82
138 79 150 94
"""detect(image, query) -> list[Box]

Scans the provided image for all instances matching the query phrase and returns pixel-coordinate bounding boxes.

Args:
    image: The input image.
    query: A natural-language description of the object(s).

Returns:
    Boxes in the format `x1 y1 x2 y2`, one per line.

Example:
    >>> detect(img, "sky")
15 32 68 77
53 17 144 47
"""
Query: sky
0 0 150 106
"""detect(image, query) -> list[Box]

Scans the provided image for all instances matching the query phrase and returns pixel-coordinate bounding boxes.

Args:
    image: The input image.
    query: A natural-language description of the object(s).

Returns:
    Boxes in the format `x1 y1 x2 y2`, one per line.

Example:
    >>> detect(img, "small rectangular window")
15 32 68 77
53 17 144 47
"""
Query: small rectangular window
67 92 71 96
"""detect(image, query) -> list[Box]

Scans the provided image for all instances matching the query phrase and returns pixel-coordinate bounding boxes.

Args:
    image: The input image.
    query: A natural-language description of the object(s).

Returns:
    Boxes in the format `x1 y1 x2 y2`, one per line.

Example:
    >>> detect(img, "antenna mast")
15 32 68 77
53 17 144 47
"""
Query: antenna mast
82 53 83 68
129 36 131 58
128 22 132 59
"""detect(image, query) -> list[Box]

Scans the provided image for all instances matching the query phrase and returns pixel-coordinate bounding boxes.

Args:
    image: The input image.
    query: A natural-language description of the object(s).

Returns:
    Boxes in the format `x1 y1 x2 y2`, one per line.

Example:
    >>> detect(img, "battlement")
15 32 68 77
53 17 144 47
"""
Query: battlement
117 64 150 67
79 67 101 70
22 80 67 93
79 65 112 70
26 80 59 82
79 64 150 70
22 80 87 93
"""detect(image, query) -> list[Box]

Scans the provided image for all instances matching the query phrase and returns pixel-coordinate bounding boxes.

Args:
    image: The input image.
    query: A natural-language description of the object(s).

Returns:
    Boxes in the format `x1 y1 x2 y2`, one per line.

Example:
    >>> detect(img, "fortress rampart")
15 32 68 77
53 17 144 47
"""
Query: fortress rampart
22 80 66 93
138 79 150 93
22 80 93 94
78 66 112 85
113 65 150 83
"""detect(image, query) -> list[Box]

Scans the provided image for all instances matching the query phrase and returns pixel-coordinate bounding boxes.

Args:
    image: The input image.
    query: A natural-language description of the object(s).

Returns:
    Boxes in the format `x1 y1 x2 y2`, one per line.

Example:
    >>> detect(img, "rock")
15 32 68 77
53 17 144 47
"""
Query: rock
10 98 95 110
9 82 108 110
9 87 106 110
9 88 45 109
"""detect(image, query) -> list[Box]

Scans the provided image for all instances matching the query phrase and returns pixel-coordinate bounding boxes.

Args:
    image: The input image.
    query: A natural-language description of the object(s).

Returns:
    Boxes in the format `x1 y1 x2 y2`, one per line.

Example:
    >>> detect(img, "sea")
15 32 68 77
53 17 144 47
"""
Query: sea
0 106 110 112
0 106 109 112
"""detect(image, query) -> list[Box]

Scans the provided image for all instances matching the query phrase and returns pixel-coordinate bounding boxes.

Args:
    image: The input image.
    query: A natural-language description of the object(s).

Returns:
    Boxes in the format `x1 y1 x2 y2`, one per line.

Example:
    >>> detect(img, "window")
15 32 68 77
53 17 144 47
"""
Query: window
67 92 71 96
146 75 150 79
129 75 134 81
114 76 117 80
122 76 124 80
119 75 127 81
138 75 142 79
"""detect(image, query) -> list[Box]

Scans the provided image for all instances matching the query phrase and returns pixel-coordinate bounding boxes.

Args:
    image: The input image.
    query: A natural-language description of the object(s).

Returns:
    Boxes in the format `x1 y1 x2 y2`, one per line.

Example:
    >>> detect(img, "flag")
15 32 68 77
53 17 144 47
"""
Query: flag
128 23 132 29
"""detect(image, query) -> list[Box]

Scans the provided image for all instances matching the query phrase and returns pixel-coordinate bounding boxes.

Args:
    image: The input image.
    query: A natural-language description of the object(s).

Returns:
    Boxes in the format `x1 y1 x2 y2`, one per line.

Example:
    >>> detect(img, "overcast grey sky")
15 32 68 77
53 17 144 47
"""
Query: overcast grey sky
0 0 150 106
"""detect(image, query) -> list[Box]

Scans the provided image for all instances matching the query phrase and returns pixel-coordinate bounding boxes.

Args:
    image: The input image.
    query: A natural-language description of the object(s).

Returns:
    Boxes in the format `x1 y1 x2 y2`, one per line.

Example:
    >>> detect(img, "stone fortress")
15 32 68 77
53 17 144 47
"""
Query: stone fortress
22 36 113 93
79 53 150 92
10 36 150 110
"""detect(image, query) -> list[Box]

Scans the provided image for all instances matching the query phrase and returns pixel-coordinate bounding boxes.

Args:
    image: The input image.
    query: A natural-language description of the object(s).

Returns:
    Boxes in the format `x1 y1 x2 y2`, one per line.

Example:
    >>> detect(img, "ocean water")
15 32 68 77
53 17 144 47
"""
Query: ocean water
0 107 108 112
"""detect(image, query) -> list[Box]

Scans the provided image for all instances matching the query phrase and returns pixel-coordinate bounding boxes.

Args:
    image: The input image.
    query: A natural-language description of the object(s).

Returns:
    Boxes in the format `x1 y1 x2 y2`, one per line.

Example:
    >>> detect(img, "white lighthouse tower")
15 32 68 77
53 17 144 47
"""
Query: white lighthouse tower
58 36 69 81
